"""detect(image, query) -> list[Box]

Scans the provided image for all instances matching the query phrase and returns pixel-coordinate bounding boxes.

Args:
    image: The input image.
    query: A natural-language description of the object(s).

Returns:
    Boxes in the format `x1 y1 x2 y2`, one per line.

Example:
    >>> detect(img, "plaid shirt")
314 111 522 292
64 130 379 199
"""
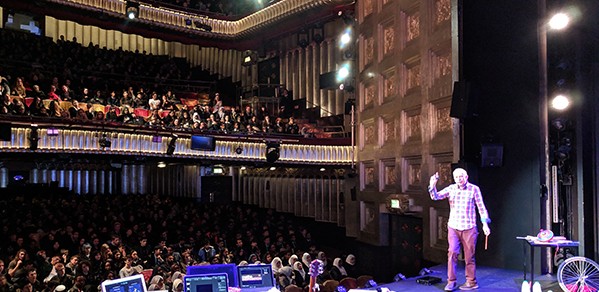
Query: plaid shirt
429 182 490 231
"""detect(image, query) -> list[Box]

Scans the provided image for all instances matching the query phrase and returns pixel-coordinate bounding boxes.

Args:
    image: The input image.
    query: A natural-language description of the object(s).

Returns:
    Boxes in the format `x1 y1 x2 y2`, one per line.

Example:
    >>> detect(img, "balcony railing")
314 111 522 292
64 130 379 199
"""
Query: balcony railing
0 117 352 165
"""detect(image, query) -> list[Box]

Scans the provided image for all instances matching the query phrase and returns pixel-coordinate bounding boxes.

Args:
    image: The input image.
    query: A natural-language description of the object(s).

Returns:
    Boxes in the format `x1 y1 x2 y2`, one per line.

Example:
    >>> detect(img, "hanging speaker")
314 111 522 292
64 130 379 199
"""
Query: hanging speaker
0 123 11 141
450 81 477 119
481 143 503 167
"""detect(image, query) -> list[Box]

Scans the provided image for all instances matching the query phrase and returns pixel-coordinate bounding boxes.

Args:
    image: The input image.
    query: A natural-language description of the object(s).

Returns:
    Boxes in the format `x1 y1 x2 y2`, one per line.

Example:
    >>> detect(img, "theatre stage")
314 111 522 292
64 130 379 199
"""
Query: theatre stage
353 263 562 292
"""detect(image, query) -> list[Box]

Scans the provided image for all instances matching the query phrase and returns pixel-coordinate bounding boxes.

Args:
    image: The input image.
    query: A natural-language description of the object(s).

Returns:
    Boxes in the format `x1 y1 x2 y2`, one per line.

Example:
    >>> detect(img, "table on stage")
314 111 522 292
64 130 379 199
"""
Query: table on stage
516 236 579 291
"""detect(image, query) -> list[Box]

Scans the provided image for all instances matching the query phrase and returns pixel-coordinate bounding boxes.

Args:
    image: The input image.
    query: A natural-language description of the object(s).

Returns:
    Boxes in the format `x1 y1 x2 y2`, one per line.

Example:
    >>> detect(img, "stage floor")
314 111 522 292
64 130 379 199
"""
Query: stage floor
365 263 562 292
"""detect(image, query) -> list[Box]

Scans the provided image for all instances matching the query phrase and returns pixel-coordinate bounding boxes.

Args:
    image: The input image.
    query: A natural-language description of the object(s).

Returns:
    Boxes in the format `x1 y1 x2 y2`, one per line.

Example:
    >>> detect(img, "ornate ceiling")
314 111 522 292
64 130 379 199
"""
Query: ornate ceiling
0 0 354 49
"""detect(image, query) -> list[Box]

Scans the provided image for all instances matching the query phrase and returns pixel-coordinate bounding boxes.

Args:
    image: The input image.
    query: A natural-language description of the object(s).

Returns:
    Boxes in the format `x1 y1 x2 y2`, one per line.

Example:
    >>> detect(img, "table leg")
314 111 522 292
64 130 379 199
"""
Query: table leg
523 241 527 281
530 247 534 292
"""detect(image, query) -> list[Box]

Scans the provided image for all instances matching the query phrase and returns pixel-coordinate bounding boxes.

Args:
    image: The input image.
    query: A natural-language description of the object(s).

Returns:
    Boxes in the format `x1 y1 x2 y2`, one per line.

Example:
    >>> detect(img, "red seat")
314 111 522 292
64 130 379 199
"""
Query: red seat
160 110 170 118
134 108 150 118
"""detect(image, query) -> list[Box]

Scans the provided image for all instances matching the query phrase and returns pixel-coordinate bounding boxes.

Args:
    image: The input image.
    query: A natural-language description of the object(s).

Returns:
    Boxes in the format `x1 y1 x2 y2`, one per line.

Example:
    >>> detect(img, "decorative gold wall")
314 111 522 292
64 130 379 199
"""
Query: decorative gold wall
355 0 458 263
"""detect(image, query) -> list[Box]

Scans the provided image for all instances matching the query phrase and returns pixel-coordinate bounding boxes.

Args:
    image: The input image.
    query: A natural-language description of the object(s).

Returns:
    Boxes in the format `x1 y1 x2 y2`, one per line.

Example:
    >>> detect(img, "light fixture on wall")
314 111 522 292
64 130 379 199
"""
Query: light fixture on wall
297 29 309 48
311 24 324 44
126 1 140 19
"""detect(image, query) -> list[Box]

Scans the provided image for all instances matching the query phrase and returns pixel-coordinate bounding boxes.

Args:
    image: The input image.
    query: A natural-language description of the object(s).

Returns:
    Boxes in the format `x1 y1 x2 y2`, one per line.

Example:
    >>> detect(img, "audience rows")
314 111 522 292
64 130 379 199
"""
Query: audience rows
0 28 303 136
0 192 358 292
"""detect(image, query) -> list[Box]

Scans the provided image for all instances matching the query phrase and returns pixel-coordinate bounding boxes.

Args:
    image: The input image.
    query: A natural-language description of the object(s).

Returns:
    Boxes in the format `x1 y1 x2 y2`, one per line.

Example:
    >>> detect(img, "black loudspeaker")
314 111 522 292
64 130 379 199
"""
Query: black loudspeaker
319 71 339 90
344 99 355 115
258 46 267 58
450 81 477 118
481 143 503 167
200 176 233 203
0 123 11 141
350 186 356 201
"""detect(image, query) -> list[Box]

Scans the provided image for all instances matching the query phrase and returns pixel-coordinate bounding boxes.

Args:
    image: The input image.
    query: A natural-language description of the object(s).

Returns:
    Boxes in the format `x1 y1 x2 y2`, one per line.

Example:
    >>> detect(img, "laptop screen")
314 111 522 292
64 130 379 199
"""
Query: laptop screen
186 264 238 287
184 273 229 292
237 264 275 289
101 274 147 292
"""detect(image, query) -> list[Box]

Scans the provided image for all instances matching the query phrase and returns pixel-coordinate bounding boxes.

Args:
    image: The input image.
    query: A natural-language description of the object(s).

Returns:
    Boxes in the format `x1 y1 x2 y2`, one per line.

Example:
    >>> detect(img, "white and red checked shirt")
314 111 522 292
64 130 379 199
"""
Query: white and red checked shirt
429 182 490 231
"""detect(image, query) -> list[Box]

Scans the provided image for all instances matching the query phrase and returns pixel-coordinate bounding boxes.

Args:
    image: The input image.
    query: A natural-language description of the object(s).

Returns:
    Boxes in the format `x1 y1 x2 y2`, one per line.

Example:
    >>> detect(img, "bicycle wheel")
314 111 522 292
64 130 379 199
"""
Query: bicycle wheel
557 256 599 292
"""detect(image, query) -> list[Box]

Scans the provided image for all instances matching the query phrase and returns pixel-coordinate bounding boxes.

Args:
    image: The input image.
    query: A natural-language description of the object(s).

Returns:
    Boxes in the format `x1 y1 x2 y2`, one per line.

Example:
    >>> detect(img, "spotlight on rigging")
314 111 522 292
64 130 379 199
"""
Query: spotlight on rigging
126 1 139 20
166 134 178 155
193 20 213 32
265 141 280 164
29 124 39 151
99 133 111 149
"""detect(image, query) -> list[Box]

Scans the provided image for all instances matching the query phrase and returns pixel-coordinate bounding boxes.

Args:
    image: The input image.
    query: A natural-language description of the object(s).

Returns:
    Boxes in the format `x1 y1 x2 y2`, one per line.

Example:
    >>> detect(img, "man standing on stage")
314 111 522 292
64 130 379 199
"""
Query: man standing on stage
429 168 491 291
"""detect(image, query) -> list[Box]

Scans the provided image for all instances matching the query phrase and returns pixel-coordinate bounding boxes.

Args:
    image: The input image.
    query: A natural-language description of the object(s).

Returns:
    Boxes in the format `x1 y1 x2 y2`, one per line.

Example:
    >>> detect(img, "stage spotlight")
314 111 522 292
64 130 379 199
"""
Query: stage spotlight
419 267 433 276
551 94 570 110
29 125 39 151
185 18 192 26
548 12 570 30
312 25 324 44
193 20 213 32
235 146 243 155
338 10 355 25
336 63 351 83
157 161 167 168
556 137 572 161
99 133 111 149
339 28 352 47
393 273 406 282
551 118 568 131
166 134 178 155
364 279 378 288
126 1 139 19
265 142 280 163
298 29 309 48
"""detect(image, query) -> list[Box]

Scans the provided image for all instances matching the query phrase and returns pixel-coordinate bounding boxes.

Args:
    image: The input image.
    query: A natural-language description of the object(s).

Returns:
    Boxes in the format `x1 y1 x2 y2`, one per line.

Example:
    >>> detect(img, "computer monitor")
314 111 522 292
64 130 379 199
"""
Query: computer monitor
184 273 228 292
101 274 147 292
237 264 275 289
190 135 216 151
186 264 238 287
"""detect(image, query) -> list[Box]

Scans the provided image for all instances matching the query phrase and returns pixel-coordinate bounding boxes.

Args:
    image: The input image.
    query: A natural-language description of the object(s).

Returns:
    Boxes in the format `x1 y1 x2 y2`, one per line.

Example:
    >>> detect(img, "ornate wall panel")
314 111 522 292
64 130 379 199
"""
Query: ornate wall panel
434 0 451 26
382 67 398 103
406 9 421 42
382 21 396 57
379 157 397 192
360 201 377 234
355 0 458 250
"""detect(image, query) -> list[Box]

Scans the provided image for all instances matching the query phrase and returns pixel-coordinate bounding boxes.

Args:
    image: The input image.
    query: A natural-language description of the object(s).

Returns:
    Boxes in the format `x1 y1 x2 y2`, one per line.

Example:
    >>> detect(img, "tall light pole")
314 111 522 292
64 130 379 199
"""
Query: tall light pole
538 0 552 274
